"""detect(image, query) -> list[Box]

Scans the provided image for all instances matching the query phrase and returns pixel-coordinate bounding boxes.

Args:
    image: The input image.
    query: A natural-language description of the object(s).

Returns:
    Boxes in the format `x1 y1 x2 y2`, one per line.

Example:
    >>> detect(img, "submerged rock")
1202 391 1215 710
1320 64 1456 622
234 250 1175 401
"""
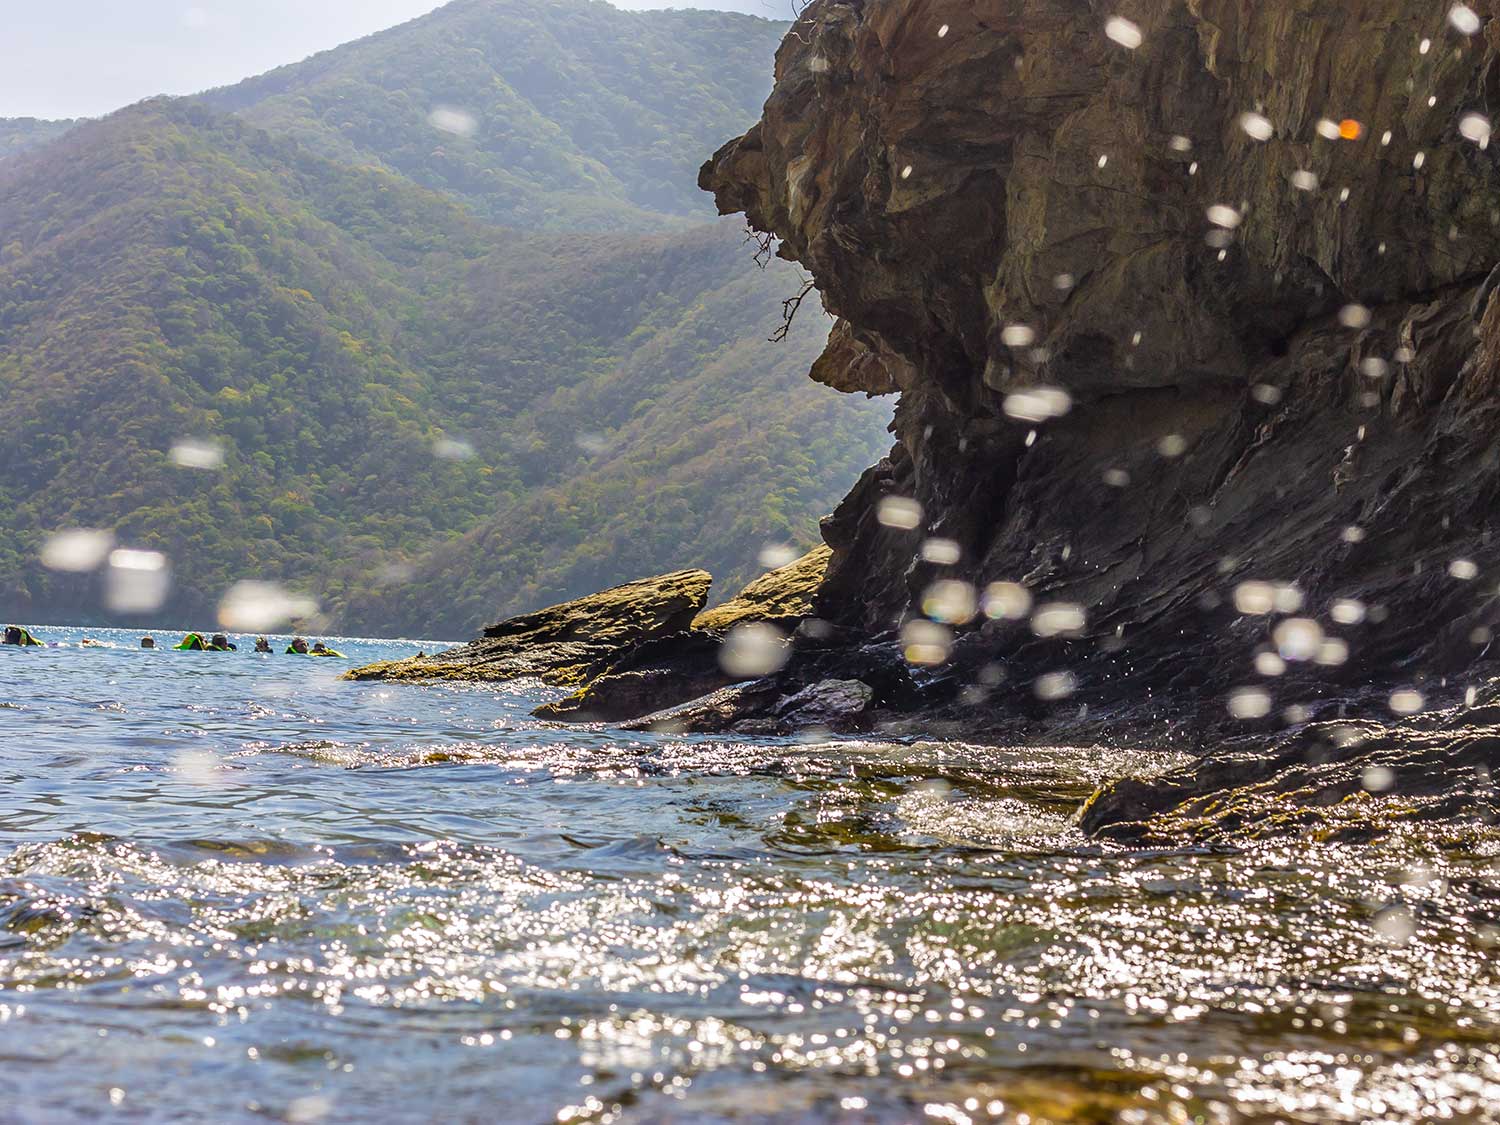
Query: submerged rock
1081 714 1500 847
345 570 711 685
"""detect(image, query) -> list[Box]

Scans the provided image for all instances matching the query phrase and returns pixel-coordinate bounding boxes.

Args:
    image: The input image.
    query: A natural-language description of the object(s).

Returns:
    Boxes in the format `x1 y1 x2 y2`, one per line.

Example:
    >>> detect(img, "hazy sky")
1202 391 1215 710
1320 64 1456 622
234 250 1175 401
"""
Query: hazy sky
0 0 786 120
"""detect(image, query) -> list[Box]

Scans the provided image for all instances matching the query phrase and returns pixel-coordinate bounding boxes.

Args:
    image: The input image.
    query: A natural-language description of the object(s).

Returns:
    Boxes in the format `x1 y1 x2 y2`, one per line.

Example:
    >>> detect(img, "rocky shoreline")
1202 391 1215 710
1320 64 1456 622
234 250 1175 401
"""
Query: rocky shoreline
355 0 1500 846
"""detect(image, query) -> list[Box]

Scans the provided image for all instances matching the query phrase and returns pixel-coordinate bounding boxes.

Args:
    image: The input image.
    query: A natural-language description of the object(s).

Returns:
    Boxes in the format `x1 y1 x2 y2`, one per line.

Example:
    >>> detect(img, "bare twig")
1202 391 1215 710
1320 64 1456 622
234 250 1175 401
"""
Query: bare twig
770 275 817 343
744 224 777 269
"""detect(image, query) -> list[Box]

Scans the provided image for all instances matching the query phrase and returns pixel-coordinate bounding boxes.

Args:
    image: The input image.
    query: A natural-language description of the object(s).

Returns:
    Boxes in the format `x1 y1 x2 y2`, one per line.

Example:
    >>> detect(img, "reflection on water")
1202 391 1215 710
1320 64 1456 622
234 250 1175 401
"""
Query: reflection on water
2 627 1498 1122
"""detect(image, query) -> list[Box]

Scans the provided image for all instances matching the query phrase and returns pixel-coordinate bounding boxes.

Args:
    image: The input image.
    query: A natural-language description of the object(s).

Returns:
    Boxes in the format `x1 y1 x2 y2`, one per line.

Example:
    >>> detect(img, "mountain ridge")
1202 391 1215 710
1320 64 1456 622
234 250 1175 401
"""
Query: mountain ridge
0 1 890 637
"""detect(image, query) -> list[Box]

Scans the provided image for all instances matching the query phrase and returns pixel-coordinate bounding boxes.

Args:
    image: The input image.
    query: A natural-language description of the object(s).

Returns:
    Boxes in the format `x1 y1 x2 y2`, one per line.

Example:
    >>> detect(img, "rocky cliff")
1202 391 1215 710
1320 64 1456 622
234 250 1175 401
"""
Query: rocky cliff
695 0 1500 832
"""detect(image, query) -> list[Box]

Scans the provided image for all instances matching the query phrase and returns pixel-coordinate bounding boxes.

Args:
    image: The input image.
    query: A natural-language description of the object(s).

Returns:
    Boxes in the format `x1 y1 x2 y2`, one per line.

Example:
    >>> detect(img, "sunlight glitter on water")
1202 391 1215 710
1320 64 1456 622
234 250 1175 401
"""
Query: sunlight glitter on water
2 629 1499 1122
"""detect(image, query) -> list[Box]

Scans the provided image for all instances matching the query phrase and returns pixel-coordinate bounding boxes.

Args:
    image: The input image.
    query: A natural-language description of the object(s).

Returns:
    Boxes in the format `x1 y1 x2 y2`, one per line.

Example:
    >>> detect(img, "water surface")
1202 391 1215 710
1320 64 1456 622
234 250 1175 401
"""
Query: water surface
2 626 1498 1122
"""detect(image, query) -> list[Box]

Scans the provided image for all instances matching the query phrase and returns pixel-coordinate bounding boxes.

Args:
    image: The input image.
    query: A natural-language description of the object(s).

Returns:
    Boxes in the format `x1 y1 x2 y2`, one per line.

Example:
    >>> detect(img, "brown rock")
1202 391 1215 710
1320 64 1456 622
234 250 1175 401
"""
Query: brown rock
345 569 711 685
692 545 832 632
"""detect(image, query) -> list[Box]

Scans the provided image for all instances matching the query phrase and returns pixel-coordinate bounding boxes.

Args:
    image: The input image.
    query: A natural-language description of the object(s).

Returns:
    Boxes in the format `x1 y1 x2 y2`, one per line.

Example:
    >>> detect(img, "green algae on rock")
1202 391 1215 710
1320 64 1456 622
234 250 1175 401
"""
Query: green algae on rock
691 545 831 632
345 570 711 686
535 548 834 722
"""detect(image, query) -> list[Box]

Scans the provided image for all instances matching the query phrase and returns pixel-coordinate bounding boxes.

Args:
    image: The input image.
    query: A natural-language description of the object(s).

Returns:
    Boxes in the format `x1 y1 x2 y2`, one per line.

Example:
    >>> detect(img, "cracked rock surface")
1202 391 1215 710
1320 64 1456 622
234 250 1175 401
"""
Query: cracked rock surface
699 0 1500 837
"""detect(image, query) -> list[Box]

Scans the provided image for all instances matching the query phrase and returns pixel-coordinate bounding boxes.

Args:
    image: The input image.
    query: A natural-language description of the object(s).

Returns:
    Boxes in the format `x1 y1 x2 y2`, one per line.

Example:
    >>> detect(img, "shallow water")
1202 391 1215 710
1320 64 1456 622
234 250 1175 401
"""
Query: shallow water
1 626 1498 1123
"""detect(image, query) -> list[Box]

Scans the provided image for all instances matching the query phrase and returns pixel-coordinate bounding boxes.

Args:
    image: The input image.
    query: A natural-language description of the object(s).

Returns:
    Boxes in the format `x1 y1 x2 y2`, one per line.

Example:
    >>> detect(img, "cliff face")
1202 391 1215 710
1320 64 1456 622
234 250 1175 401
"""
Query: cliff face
702 0 1500 745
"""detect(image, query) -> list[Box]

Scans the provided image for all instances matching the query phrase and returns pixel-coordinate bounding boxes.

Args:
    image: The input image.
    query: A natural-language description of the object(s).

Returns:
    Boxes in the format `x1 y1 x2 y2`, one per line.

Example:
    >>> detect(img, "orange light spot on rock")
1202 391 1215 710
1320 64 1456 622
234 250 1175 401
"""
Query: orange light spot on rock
1339 119 1363 140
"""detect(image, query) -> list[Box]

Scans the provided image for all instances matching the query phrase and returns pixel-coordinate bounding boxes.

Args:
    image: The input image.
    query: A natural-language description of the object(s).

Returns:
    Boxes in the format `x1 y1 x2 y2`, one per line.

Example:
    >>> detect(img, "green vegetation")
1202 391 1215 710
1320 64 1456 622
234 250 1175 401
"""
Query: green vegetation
0 0 891 640
0 118 75 162
204 0 788 230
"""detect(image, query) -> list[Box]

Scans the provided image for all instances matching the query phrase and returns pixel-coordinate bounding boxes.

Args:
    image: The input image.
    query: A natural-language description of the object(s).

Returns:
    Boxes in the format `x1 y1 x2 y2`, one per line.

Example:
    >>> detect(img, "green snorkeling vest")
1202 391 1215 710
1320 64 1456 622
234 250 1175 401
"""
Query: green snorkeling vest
175 633 208 651
286 646 346 658
4 627 43 646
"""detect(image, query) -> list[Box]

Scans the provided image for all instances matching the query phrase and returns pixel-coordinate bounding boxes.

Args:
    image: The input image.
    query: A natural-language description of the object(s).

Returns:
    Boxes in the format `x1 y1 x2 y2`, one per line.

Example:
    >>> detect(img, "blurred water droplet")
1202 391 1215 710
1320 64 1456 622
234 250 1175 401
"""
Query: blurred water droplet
719 623 790 678
1449 558 1479 580
1228 686 1272 719
920 538 961 566
1251 383 1283 405
1330 598 1366 625
900 619 952 666
936 23 949 38
1413 151 1427 170
1291 170 1319 191
1239 112 1274 141
1102 468 1131 487
1001 324 1036 348
1362 764 1396 792
1342 525 1367 544
1373 904 1417 946
1053 272 1076 291
1156 433 1188 458
758 543 800 570
433 437 476 461
1273 618 1324 662
169 438 224 470
1339 304 1372 329
428 106 477 137
1461 112 1493 145
1315 637 1349 666
1169 134 1192 153
1003 386 1071 423
982 582 1032 620
105 549 170 614
1449 4 1481 36
1104 16 1143 49
1031 602 1085 638
1389 689 1425 715
218 581 318 632
1034 671 1077 700
1206 204 1242 229
1316 118 1342 140
40 528 114 572
1234 581 1277 615
922 579 977 624
1359 357 1389 379
877 496 923 530
174 749 224 789
901 164 913 180
1254 651 1286 677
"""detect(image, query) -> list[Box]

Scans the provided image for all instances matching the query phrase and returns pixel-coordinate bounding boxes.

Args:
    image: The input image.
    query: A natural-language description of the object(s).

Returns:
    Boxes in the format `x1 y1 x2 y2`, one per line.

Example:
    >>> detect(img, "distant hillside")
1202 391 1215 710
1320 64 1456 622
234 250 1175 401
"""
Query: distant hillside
0 118 75 163
204 0 788 230
0 99 888 635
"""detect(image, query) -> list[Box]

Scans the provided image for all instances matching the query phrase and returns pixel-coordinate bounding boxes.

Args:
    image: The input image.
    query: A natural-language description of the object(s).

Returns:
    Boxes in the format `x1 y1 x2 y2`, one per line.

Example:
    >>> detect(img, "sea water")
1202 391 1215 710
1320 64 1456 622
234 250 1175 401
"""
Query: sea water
1 626 1498 1122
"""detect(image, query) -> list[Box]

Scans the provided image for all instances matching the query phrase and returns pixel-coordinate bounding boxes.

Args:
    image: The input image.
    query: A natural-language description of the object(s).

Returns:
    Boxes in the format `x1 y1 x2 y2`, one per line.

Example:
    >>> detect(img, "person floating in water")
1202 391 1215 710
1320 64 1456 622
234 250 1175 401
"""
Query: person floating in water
140 636 156 649
285 637 345 657
254 637 272 653
175 633 236 652
2 625 43 646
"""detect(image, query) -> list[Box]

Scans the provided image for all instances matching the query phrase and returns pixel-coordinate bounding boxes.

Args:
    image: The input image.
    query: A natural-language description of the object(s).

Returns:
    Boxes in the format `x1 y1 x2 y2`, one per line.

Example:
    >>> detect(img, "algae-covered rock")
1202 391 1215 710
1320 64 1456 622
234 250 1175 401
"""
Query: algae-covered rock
535 549 835 722
346 570 711 685
532 631 726 722
1080 717 1500 846
692 545 831 632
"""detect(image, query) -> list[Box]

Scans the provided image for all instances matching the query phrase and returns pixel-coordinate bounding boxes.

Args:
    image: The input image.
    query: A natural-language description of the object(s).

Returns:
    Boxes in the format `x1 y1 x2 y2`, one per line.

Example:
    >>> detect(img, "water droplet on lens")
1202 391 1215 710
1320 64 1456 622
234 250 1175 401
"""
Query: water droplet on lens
719 623 790 677
1104 16 1143 49
41 528 115 572
877 496 923 530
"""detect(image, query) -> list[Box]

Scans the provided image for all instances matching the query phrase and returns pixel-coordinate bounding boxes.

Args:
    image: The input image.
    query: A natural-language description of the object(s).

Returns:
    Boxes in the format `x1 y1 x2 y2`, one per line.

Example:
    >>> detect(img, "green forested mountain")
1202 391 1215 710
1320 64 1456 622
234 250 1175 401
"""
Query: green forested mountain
204 0 788 230
0 0 890 639
0 118 75 163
